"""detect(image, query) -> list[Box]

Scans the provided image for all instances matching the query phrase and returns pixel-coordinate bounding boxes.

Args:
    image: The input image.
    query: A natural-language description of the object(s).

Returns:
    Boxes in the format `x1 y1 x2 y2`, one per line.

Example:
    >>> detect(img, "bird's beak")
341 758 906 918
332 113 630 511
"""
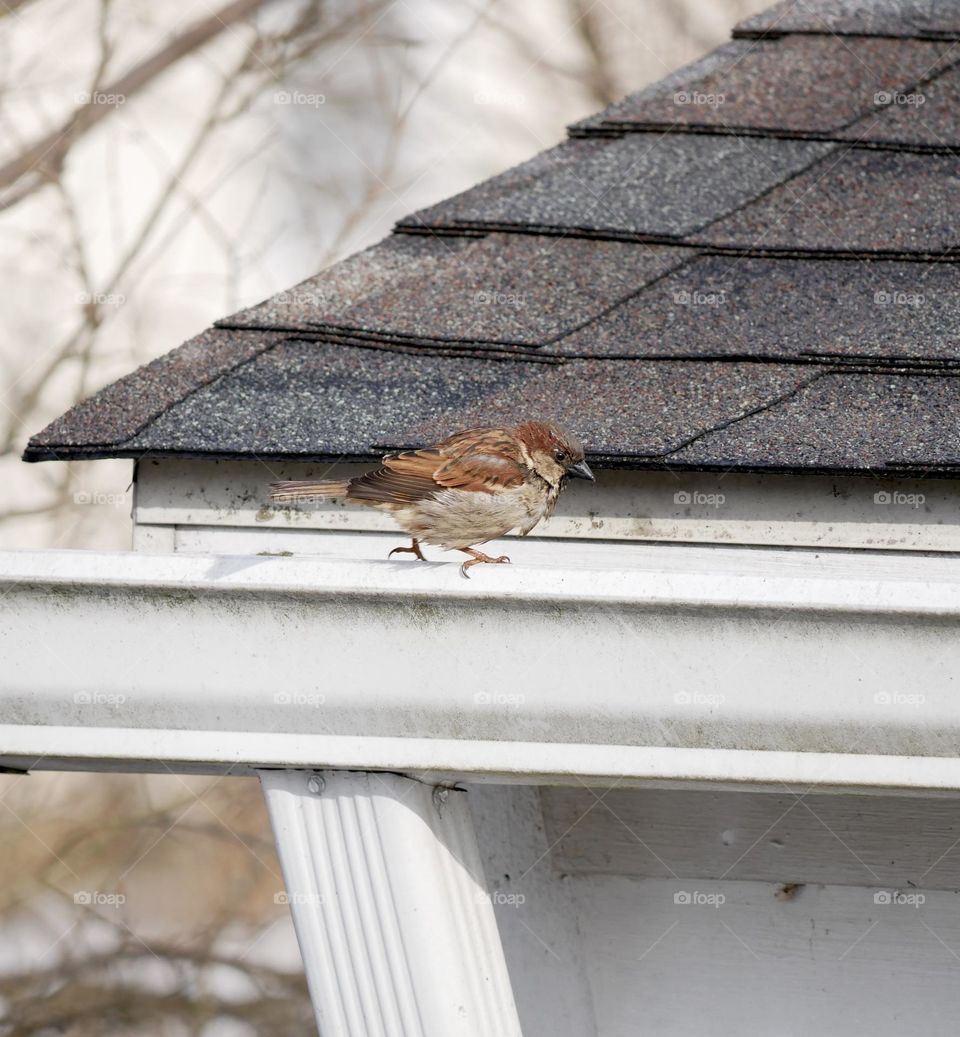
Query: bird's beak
568 459 595 481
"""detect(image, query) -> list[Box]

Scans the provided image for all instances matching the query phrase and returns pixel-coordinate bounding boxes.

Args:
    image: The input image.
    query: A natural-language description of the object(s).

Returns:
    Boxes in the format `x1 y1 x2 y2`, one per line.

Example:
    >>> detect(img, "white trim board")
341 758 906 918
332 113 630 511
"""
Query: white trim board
134 459 960 551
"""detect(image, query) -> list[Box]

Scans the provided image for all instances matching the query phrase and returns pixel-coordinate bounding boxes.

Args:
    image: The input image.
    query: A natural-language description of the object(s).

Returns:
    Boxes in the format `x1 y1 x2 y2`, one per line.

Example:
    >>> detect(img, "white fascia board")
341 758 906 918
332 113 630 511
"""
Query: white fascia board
2 544 959 790
134 459 960 552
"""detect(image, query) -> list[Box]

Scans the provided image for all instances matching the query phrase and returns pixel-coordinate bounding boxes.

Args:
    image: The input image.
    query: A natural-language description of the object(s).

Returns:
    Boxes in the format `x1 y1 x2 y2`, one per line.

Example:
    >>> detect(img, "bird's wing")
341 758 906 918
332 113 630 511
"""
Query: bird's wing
434 427 528 492
346 428 526 505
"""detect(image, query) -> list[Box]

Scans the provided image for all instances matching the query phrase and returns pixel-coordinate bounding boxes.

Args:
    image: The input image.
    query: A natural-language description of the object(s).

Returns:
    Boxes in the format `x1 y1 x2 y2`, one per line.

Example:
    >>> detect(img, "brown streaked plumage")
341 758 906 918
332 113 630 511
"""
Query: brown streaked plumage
269 421 594 576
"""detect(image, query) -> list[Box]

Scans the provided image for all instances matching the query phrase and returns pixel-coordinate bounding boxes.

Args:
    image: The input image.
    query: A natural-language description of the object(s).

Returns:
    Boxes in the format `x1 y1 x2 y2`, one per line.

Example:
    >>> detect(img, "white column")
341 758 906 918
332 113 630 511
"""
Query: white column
258 769 522 1037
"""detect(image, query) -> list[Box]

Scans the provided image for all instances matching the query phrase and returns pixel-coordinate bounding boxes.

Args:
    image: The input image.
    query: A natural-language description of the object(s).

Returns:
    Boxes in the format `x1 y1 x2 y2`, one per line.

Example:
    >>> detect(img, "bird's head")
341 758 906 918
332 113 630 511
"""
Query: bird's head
514 421 594 487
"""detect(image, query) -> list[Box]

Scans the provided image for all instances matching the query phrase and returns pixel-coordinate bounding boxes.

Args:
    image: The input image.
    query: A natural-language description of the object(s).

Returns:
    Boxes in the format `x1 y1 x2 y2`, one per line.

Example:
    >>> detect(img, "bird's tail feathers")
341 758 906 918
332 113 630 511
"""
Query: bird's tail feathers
269 479 350 504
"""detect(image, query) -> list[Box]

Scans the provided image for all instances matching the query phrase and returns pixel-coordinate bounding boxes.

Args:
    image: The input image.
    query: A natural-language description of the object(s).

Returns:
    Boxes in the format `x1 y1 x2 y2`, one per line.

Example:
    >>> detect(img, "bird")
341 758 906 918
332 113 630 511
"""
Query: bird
269 421 594 577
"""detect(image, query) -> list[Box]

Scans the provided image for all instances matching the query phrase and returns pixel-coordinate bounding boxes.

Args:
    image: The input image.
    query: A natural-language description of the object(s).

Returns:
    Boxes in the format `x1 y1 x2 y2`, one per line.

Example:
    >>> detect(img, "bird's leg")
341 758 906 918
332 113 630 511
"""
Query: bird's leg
388 538 427 562
458 547 511 579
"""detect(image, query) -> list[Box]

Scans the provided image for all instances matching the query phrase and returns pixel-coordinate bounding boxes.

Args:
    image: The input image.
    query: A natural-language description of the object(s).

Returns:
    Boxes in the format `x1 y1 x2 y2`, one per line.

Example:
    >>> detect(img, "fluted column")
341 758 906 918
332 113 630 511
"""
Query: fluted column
259 769 522 1037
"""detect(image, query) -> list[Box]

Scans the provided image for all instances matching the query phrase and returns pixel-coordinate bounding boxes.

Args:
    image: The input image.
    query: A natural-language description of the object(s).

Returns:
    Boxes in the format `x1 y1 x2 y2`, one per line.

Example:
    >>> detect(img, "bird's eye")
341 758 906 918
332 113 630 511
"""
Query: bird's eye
554 449 567 462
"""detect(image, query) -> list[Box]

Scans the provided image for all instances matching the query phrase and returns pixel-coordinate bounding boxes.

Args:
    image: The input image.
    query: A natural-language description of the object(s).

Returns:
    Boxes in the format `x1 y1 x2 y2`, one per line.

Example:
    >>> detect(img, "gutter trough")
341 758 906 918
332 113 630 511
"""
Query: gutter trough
1 545 958 792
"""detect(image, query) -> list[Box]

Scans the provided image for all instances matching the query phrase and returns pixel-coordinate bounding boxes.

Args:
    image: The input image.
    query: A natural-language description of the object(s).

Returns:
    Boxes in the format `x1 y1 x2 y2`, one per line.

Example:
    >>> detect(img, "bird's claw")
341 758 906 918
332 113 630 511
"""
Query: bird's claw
459 553 511 579
388 539 427 562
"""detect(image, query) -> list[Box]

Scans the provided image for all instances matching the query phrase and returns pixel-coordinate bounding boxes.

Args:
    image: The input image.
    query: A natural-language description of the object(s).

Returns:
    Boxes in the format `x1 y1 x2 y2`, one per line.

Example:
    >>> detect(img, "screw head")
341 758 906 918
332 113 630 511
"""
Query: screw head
306 775 325 795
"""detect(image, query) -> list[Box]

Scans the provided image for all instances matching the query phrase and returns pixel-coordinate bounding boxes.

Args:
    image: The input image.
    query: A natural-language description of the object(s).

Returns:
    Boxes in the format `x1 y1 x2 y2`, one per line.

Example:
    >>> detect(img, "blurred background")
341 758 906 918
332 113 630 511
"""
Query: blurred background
0 1 766 1032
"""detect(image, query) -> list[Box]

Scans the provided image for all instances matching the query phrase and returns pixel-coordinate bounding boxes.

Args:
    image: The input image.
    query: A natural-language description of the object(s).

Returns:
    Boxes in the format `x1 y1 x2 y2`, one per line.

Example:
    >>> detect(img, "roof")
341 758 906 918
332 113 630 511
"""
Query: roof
24 0 960 477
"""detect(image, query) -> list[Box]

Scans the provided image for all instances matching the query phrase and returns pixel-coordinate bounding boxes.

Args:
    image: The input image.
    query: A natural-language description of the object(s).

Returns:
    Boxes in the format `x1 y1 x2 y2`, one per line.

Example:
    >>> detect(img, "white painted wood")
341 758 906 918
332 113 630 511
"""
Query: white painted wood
131 522 175 552
16 729 960 796
3 546 960 784
542 787 960 890
572 875 960 1037
259 769 521 1037
134 459 960 552
469 785 598 1037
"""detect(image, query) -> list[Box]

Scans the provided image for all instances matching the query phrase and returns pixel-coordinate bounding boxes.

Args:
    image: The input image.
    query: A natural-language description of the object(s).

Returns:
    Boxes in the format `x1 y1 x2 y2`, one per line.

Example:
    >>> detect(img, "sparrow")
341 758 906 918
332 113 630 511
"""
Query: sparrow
269 421 594 576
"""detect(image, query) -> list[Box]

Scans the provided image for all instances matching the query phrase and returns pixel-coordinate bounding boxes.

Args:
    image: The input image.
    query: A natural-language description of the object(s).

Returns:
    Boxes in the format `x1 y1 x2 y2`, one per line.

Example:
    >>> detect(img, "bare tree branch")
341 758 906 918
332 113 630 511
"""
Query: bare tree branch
0 0 272 209
0 0 39 20
567 0 621 107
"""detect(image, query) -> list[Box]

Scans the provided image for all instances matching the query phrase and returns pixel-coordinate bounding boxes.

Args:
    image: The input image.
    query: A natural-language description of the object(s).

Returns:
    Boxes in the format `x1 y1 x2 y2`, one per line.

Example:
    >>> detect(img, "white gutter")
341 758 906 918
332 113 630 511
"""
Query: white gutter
2 545 959 791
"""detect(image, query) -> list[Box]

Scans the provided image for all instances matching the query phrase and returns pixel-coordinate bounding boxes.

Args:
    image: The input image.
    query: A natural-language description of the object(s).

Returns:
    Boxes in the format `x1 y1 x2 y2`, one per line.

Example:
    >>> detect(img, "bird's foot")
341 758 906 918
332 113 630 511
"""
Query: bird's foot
458 548 511 579
388 538 427 562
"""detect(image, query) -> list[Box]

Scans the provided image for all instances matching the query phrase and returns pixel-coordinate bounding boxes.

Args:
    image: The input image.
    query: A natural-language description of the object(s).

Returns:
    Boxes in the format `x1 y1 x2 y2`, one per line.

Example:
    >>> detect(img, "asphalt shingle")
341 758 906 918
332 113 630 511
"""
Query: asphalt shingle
26 328 284 458
668 371 960 471
556 255 960 361
114 340 815 462
840 61 960 148
573 36 952 139
23 0 960 479
734 0 960 40
318 236 691 346
398 134 833 241
696 146 960 254
219 235 475 332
